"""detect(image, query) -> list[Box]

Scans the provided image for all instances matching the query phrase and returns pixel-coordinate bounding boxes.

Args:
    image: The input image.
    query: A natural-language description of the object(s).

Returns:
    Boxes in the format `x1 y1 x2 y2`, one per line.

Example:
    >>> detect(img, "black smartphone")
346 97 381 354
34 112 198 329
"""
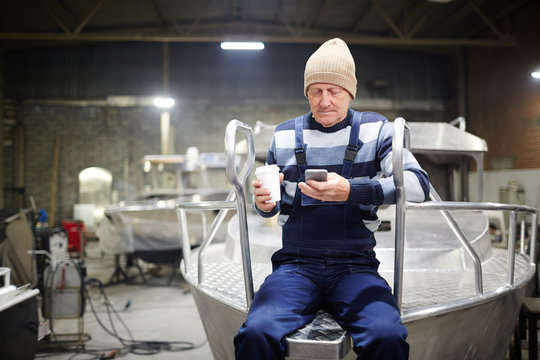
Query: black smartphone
305 169 328 182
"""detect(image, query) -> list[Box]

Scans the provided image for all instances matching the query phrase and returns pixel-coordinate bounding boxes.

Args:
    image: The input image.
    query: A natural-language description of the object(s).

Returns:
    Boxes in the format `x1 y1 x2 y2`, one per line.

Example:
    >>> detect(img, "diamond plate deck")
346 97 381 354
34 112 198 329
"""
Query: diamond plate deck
188 245 532 321
182 209 534 359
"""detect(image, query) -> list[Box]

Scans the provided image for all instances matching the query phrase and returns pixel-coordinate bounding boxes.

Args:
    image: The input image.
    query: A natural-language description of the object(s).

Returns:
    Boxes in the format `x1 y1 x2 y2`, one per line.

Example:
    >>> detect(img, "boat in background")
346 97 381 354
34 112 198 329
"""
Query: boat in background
97 150 231 273
177 119 538 360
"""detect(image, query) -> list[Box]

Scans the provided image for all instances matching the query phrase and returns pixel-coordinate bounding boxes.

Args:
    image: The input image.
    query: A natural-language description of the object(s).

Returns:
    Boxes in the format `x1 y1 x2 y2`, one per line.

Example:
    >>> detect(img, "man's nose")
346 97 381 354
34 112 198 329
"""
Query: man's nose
320 91 331 106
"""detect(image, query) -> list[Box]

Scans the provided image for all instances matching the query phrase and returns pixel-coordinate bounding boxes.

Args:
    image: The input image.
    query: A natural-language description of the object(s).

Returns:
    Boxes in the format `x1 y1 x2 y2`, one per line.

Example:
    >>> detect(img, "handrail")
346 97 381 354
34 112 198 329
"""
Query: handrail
224 120 256 308
177 119 256 309
428 184 484 297
392 117 408 309
406 201 537 263
392 117 485 305
392 117 538 310
177 197 237 279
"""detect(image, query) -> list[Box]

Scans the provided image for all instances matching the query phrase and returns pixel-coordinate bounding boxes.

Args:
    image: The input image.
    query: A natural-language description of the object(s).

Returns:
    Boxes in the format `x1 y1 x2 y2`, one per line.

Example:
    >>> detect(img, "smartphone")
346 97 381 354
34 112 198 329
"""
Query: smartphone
305 169 328 182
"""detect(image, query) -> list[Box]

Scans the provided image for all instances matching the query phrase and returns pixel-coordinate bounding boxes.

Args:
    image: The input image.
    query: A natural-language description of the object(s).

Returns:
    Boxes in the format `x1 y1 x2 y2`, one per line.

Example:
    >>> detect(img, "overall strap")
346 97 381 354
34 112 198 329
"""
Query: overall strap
294 114 308 180
341 111 363 178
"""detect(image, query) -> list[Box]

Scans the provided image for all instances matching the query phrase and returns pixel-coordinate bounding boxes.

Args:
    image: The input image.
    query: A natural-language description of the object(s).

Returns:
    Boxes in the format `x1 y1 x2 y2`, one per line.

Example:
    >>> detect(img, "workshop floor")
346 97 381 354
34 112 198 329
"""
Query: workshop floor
34 239 214 360
29 238 538 360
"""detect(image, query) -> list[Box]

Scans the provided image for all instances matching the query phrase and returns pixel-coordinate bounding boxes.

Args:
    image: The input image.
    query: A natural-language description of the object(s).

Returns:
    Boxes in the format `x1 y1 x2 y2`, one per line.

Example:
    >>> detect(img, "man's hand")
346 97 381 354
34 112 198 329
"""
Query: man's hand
298 172 350 202
252 173 284 212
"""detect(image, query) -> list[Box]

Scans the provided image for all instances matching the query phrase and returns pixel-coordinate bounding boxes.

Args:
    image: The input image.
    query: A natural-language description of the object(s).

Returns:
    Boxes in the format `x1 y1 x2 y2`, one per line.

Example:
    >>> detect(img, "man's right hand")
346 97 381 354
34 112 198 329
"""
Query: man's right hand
252 173 284 213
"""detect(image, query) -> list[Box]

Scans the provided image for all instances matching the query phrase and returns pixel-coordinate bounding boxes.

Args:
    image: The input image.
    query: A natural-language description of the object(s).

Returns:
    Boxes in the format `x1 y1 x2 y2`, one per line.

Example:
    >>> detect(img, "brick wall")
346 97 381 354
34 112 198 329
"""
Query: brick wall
21 102 307 224
467 3 540 170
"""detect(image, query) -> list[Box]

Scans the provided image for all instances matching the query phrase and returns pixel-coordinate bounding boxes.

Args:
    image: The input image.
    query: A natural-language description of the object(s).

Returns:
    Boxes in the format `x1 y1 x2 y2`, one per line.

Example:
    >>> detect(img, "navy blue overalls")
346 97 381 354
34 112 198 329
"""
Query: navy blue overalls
234 112 409 360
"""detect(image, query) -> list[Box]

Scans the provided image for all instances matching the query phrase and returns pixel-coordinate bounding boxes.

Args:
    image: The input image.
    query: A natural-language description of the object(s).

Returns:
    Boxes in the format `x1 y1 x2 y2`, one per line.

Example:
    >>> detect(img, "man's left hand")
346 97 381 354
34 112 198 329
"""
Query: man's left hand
298 172 350 202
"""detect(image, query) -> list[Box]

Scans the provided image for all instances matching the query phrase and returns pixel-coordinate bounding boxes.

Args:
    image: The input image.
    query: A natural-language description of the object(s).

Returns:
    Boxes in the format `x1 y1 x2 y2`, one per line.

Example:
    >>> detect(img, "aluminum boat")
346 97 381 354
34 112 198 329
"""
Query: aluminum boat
177 119 538 360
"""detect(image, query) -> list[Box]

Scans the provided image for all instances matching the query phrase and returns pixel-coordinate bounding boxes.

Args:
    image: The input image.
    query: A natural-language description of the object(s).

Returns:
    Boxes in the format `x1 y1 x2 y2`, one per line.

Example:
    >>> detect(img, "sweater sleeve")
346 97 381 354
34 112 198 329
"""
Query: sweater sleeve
347 179 384 205
347 120 429 205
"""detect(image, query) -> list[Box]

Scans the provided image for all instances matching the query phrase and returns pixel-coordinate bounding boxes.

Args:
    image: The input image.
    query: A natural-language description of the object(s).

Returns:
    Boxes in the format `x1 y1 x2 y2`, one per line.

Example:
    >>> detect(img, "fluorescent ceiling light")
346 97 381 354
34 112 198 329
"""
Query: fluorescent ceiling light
531 71 540 79
220 41 265 50
153 97 175 108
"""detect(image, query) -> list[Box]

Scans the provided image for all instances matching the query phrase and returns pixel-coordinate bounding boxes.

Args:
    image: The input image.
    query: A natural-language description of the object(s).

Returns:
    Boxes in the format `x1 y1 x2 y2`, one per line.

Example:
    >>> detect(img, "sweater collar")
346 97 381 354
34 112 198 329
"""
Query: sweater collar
307 109 352 133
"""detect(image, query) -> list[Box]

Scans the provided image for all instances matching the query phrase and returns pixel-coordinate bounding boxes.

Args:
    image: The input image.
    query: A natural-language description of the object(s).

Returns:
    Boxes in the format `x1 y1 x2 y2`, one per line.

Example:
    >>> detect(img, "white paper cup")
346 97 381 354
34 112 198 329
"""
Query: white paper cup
255 164 281 203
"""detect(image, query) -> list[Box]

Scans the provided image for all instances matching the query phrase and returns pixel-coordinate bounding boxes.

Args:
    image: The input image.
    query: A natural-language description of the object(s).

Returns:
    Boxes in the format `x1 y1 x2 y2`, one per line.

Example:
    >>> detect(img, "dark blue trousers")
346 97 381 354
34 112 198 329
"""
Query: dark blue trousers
234 254 409 360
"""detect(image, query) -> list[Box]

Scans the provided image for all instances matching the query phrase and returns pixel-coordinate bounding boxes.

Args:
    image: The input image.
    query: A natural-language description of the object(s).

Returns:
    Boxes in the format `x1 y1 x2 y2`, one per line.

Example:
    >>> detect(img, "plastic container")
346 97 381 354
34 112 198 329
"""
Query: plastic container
255 164 281 203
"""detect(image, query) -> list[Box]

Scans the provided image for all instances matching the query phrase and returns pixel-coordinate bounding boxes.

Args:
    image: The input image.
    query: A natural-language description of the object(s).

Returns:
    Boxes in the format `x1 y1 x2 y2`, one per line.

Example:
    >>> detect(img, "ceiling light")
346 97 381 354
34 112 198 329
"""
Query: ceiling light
531 71 540 79
220 41 265 50
153 96 175 108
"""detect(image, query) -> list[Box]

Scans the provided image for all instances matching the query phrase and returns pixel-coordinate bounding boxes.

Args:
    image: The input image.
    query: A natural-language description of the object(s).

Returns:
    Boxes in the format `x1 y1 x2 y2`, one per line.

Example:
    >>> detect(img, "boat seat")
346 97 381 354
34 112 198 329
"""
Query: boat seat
285 310 351 360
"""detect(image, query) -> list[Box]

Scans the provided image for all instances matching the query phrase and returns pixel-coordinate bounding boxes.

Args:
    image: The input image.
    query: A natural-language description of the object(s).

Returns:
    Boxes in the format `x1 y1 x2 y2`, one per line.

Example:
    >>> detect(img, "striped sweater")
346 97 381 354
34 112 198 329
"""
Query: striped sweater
257 109 430 235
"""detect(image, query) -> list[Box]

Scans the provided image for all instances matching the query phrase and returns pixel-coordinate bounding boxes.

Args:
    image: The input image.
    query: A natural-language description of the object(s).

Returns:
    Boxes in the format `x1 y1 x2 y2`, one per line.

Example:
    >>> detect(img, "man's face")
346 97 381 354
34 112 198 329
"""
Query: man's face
307 83 352 127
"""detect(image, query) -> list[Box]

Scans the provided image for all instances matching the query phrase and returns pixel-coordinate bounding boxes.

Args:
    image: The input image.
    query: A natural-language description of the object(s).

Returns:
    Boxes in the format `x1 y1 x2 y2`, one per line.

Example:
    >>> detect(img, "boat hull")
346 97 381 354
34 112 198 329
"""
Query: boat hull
185 273 529 360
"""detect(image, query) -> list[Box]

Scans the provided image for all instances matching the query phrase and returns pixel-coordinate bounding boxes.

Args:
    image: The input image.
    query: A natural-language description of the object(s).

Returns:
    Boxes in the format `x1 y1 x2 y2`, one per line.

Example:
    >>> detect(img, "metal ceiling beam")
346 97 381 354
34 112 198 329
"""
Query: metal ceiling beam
429 0 488 38
0 31 516 47
402 0 409 36
273 0 294 36
278 10 297 36
74 0 106 34
147 0 166 32
39 0 71 34
370 0 404 38
183 0 214 35
54 0 79 23
394 0 431 38
462 0 532 38
467 0 504 39
304 0 330 31
408 8 433 38
352 3 375 33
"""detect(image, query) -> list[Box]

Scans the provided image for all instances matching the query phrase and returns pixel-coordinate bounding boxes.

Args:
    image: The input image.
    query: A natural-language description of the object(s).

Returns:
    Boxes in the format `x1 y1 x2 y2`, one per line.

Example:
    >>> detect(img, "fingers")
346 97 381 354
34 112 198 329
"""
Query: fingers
252 178 277 212
298 172 350 202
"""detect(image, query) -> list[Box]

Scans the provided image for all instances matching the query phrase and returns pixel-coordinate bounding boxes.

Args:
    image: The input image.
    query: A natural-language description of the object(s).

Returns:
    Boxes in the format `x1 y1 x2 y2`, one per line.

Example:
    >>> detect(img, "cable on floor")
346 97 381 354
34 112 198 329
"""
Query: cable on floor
36 275 207 358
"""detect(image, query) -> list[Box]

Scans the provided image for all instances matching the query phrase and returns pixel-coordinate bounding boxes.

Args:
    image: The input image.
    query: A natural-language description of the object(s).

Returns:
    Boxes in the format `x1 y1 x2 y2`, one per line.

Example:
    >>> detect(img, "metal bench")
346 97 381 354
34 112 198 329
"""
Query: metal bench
285 310 351 360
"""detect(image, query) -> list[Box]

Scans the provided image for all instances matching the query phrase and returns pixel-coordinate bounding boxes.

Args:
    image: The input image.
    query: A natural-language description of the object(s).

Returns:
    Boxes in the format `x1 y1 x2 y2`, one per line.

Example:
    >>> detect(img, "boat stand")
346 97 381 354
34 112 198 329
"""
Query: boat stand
107 253 146 284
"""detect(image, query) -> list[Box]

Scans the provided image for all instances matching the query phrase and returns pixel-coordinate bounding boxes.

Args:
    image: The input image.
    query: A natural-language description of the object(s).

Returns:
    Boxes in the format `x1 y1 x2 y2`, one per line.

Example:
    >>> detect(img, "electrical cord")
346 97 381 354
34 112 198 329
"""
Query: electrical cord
84 277 207 356
36 271 206 358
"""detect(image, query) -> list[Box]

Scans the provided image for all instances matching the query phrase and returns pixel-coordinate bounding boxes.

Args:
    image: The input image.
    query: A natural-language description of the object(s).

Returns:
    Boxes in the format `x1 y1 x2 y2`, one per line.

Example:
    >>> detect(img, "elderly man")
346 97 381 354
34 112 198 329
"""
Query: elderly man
234 38 429 360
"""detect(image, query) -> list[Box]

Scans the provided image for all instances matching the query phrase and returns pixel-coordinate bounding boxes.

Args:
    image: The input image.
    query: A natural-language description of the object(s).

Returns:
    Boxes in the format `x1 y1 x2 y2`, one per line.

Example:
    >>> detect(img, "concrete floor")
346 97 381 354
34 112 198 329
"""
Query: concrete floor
34 240 214 360
30 238 537 360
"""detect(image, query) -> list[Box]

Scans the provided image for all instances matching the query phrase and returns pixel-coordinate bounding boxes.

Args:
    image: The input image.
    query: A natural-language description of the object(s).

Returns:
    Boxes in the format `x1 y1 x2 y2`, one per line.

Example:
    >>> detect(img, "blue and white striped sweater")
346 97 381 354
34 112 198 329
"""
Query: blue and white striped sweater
258 110 429 233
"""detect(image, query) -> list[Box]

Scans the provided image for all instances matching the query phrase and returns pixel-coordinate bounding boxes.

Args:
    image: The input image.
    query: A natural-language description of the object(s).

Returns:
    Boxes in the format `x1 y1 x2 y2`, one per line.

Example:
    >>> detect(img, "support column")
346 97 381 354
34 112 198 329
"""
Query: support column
160 42 174 155
14 113 24 208
456 49 468 201
0 44 5 208
160 110 171 155
456 49 467 122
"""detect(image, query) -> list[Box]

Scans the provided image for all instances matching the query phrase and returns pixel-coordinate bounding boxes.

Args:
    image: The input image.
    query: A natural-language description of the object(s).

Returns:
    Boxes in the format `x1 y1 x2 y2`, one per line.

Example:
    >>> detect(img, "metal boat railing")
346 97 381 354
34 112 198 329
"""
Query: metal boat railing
392 117 538 310
177 119 256 308
178 117 538 314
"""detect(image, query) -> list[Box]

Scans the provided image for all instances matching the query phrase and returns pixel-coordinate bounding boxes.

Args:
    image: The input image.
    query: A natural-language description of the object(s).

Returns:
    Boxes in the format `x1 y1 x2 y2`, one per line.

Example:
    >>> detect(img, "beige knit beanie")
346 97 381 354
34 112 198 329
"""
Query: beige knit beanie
304 38 357 99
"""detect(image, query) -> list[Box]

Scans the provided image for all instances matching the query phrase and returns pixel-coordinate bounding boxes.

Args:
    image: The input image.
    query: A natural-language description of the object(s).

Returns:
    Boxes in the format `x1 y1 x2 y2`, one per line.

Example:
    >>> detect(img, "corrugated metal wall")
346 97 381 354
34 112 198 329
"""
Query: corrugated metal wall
4 42 452 102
